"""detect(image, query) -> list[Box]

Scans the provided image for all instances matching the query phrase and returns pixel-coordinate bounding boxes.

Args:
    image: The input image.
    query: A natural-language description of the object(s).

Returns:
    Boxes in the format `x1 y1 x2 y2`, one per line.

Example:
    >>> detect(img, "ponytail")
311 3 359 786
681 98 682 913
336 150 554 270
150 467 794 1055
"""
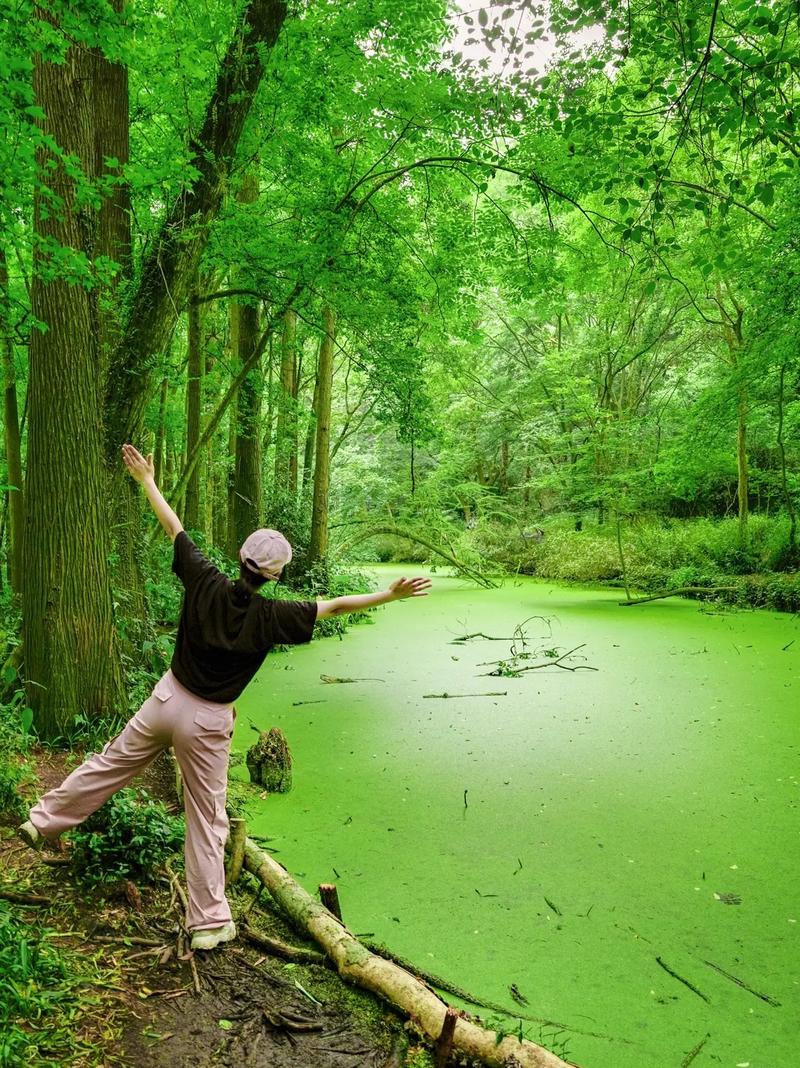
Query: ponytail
233 561 268 601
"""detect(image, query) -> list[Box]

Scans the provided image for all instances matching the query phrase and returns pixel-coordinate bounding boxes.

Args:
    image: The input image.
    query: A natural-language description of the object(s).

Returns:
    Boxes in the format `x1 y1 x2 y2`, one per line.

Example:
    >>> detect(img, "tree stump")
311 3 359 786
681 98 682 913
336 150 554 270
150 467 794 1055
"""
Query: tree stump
246 727 292 792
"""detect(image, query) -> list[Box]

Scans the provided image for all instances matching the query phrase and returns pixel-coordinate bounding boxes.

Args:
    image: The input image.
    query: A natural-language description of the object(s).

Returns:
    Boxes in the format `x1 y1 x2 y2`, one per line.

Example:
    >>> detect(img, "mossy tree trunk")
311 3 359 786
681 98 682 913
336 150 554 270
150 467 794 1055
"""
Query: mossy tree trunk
308 307 335 571
24 11 125 737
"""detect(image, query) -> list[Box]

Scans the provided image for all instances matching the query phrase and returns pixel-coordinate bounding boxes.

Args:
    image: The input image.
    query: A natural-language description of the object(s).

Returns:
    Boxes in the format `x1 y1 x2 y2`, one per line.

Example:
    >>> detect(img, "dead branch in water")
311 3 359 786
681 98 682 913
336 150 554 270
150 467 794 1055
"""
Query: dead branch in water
619 586 737 606
480 644 597 676
423 691 508 699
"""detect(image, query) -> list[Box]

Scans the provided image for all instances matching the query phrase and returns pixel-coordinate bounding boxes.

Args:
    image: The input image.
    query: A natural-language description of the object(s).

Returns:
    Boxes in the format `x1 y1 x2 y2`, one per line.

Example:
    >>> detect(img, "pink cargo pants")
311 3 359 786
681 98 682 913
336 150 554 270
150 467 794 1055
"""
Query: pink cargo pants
28 669 236 932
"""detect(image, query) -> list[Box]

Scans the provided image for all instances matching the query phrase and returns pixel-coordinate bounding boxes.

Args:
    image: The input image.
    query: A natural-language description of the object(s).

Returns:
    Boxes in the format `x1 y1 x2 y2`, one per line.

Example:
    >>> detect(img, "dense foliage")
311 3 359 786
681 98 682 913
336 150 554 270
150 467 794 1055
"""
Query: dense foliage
0 0 797 732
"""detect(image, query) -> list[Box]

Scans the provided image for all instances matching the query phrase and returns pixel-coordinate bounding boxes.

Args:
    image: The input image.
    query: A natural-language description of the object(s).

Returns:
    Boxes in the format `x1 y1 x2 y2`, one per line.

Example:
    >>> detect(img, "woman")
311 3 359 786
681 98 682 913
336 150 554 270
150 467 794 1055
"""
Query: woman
19 444 431 951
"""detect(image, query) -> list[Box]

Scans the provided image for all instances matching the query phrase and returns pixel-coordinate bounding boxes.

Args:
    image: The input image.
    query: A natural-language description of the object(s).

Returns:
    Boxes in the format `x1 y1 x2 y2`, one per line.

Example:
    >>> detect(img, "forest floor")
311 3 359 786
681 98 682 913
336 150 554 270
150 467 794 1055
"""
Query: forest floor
0 749 433 1068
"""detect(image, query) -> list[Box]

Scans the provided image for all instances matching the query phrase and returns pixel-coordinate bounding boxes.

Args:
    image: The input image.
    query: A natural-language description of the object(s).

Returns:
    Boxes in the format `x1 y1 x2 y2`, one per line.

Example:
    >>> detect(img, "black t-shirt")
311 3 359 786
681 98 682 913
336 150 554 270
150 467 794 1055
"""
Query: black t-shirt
170 531 317 703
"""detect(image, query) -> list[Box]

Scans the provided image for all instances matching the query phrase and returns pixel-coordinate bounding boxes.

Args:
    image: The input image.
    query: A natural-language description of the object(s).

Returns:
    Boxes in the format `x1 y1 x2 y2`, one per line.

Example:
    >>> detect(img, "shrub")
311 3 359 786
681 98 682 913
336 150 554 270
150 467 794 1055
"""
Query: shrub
68 787 184 886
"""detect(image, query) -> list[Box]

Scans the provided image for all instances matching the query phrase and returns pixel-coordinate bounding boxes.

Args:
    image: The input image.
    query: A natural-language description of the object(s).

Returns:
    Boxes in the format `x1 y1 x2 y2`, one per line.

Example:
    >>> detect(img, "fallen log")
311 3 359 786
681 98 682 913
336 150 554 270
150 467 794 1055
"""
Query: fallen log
242 837 578 1068
619 586 737 606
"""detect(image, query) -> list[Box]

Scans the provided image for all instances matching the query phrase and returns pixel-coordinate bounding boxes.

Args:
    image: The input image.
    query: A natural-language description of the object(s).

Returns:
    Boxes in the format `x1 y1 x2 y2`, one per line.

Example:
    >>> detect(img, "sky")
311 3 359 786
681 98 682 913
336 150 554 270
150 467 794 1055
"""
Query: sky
447 1 605 80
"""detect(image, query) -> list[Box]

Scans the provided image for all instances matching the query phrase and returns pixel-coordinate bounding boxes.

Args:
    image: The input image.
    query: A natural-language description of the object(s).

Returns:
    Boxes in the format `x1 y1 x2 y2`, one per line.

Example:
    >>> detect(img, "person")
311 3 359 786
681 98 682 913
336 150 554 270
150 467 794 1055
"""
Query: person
19 444 431 950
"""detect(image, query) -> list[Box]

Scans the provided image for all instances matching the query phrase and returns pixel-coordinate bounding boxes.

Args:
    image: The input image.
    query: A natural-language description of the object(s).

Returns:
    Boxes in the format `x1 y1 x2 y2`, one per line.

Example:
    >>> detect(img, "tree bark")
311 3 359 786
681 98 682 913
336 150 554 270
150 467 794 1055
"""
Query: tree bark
184 274 204 531
24 12 125 737
308 307 335 570
93 0 150 647
243 837 575 1068
0 247 24 595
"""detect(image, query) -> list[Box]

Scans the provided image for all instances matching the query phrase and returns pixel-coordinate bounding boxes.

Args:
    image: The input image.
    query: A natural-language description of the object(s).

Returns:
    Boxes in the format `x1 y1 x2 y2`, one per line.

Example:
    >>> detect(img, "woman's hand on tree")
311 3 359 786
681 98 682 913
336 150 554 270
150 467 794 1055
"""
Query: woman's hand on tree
122 443 155 485
388 576 432 600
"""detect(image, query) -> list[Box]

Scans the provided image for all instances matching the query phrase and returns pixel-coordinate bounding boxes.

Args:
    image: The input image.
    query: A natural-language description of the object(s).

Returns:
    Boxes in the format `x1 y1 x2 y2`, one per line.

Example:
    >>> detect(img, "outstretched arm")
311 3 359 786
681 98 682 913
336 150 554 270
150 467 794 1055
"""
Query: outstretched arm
122 444 184 543
316 576 431 619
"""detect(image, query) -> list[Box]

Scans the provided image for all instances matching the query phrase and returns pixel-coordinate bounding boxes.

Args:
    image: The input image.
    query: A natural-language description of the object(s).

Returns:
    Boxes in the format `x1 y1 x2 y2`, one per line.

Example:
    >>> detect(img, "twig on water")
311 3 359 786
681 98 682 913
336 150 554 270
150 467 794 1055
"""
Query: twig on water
681 1033 710 1067
703 960 781 1006
481 643 598 676
423 691 508 698
655 957 709 1002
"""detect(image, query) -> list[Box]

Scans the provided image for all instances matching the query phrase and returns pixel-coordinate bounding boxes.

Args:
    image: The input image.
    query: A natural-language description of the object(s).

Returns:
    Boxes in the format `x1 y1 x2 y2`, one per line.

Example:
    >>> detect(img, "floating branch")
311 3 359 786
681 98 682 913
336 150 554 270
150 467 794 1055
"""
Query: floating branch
703 959 780 1006
681 1033 710 1067
619 586 737 606
481 644 597 676
423 691 508 699
451 616 552 648
320 674 385 684
655 957 709 1003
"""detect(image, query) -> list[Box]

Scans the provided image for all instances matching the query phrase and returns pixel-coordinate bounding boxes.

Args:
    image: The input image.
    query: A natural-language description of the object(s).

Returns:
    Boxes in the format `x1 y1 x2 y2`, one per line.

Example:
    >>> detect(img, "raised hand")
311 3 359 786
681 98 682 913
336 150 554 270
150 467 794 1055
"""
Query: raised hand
388 576 432 600
121 443 155 485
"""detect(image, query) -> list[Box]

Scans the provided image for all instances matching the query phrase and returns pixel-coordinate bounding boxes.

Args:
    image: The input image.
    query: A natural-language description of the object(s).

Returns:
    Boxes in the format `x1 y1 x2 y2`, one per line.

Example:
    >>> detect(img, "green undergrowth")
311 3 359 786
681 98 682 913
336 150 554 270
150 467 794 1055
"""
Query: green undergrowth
366 512 800 611
0 897 115 1068
67 787 184 886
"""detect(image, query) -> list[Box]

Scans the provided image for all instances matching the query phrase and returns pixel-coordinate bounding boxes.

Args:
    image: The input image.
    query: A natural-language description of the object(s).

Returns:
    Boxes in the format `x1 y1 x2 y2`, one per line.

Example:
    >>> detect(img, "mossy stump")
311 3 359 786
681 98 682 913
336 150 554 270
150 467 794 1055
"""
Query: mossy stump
246 727 292 792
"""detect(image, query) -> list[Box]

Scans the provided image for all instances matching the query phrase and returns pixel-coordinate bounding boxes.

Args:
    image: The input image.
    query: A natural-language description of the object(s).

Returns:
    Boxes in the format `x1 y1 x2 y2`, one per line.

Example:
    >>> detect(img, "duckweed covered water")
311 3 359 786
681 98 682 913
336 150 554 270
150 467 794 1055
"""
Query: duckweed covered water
232 566 799 1068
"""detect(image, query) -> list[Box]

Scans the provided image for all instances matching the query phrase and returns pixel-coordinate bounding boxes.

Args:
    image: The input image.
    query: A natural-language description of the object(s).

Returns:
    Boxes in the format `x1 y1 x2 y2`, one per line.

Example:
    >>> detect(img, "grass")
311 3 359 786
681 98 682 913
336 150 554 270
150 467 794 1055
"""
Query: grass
0 891 125 1068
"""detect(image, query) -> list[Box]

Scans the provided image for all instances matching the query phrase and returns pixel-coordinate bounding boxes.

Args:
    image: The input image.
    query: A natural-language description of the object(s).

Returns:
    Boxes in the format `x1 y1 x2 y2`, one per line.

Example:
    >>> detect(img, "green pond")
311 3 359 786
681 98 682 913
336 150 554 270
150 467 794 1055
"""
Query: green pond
232 565 799 1068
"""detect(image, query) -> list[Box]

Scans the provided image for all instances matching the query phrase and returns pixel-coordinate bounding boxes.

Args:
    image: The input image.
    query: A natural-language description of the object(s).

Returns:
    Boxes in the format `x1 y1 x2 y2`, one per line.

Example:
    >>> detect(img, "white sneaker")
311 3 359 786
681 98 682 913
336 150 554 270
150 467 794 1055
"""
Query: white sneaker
190 920 237 951
18 817 44 851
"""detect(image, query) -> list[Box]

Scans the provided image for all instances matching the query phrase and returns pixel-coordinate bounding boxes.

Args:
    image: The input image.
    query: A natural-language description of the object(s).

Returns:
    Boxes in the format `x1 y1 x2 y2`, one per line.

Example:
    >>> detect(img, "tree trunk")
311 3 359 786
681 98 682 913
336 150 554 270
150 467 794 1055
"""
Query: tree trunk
0 248 24 595
24 13 125 737
92 0 131 379
308 307 335 570
736 385 749 548
230 174 262 547
301 367 320 496
185 279 204 531
93 0 150 647
777 362 797 553
103 0 289 456
274 309 298 496
153 377 168 487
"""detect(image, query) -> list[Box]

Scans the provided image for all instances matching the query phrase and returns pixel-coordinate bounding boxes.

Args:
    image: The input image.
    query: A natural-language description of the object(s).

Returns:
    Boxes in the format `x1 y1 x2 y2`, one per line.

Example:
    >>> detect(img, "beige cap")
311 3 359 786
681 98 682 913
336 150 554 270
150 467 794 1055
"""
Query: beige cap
239 529 292 579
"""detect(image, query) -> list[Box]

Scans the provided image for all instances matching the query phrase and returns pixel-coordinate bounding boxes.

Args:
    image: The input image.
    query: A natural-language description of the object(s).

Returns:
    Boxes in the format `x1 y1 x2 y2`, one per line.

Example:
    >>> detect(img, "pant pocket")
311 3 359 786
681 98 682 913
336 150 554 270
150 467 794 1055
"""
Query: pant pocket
154 675 174 702
193 707 234 735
